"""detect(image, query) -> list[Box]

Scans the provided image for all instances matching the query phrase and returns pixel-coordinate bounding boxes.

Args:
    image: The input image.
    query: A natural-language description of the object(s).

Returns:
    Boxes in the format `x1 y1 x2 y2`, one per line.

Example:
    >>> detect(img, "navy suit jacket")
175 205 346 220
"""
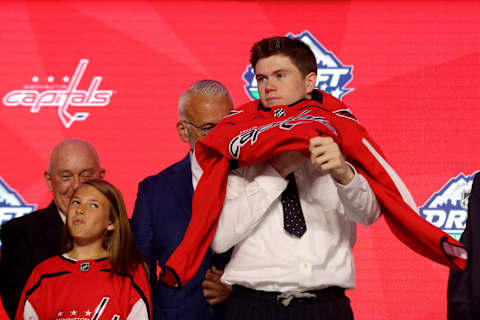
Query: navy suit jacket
131 155 229 320
448 172 480 320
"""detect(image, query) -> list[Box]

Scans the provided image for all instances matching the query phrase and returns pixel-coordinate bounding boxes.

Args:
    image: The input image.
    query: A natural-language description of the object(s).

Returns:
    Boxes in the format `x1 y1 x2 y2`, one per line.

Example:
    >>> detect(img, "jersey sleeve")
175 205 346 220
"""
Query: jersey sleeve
127 264 152 320
14 263 42 320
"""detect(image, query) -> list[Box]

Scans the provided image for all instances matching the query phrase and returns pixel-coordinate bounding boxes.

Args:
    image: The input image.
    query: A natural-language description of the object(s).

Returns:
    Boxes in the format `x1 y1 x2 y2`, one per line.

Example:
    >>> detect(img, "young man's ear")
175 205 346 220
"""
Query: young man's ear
305 72 317 93
176 121 190 143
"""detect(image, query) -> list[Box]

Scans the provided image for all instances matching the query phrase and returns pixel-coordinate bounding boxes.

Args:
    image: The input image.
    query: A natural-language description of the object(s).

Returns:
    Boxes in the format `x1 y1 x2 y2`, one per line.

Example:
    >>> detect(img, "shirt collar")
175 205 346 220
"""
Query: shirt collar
190 150 203 190
57 208 66 224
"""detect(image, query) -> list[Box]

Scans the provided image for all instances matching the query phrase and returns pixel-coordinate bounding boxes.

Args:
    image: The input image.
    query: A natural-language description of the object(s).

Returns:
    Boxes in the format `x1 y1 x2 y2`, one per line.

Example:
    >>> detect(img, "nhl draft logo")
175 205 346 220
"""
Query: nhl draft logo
0 177 36 246
243 30 353 101
419 173 476 241
2 59 114 128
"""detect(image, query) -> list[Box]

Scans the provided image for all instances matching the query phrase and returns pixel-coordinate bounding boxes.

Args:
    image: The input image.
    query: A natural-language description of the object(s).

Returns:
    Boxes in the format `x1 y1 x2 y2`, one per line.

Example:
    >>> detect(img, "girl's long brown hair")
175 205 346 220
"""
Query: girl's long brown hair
63 179 148 277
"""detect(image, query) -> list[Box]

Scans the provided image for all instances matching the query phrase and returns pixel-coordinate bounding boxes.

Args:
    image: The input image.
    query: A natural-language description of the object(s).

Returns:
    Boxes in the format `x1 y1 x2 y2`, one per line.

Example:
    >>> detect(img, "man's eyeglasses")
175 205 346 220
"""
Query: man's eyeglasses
183 120 217 134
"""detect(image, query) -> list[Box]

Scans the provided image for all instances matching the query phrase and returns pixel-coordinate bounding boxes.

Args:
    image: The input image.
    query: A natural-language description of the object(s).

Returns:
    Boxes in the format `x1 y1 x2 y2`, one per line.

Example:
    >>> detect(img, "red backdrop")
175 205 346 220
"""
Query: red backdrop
1 1 479 319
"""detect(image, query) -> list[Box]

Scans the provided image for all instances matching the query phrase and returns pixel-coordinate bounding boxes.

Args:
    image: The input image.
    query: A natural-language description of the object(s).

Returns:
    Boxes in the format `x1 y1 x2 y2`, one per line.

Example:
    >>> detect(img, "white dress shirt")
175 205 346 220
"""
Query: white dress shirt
211 160 380 293
57 209 66 224
190 150 203 190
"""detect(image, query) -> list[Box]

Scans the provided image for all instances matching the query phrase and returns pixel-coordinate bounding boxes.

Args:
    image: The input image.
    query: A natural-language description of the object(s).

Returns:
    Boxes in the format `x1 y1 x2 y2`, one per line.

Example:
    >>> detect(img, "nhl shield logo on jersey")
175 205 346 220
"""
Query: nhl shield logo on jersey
242 30 354 101
273 108 286 117
80 262 91 272
419 172 476 241
0 177 36 247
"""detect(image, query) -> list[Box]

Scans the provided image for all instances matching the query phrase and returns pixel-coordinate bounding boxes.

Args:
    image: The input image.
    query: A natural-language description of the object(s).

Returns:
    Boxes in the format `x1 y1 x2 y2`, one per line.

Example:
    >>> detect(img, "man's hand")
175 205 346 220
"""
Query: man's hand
268 150 306 178
309 136 354 185
202 266 232 305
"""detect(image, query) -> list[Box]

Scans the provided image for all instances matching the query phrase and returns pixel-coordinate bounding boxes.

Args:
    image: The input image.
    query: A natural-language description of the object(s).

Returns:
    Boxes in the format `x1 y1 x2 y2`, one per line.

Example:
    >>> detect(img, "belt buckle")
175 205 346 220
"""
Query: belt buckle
280 296 294 307
277 291 317 307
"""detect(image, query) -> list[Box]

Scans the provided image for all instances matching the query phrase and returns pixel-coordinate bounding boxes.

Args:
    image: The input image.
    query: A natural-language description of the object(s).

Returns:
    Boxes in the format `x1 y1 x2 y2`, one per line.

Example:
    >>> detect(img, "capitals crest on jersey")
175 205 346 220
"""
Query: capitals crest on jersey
0 177 36 246
419 172 476 241
242 30 354 101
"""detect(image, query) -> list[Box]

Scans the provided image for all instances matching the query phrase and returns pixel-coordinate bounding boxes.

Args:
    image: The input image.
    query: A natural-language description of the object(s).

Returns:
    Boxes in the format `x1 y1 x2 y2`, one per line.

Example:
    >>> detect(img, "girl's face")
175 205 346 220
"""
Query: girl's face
67 185 114 247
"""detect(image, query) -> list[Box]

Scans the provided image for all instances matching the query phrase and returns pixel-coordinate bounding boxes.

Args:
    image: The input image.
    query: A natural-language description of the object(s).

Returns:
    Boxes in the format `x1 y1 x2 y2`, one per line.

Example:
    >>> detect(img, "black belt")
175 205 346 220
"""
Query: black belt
232 285 346 306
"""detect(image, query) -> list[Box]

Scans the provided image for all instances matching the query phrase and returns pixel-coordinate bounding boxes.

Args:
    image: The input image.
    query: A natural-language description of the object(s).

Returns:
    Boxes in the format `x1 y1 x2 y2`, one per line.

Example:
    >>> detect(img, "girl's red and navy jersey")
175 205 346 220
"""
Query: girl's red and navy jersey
15 255 151 320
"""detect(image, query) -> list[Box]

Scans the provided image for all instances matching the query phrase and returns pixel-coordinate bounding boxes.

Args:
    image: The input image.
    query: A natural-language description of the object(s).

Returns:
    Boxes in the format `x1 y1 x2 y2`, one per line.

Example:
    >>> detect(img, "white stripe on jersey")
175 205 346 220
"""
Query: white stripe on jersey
362 137 418 212
126 299 149 320
23 300 39 320
92 297 110 320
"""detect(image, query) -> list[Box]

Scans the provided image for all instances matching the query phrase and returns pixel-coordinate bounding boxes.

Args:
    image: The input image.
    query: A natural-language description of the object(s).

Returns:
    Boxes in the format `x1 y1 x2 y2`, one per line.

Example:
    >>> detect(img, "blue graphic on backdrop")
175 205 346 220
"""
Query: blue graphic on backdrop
0 177 36 247
243 30 354 101
419 173 476 241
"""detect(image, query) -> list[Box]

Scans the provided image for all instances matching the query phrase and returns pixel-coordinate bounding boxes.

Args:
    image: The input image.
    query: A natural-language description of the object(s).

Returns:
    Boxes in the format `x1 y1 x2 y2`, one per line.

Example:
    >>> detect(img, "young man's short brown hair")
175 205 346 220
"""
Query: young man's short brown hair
250 36 317 77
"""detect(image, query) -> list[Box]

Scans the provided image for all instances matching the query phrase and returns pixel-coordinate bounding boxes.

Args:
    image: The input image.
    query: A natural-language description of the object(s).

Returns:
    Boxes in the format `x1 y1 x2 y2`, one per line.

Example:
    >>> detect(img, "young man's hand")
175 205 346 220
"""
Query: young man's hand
202 266 232 305
268 150 306 178
309 136 354 185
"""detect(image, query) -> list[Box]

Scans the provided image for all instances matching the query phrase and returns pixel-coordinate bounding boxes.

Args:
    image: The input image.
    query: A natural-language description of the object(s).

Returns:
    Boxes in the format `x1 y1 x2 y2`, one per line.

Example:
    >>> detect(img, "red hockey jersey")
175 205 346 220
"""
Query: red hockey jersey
15 255 151 320
159 91 467 287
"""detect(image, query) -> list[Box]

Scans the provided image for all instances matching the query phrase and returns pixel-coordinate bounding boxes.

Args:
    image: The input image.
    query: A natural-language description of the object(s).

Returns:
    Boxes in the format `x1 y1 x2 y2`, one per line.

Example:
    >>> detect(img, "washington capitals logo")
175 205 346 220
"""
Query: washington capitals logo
2 59 114 128
229 110 337 159
243 31 354 101
0 177 36 247
419 173 476 241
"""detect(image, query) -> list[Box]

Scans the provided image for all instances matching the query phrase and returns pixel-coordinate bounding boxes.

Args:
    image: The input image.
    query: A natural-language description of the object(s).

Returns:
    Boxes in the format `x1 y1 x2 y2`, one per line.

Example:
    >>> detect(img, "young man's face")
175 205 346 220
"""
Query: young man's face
254 54 316 108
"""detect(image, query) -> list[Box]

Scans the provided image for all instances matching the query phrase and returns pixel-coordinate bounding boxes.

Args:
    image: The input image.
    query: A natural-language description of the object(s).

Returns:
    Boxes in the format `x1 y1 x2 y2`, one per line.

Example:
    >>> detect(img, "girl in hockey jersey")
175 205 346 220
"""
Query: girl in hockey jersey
15 179 151 320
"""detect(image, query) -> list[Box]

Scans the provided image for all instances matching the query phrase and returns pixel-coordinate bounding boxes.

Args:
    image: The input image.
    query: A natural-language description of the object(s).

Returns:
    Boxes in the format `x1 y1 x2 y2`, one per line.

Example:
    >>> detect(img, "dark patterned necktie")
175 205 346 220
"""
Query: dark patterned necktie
281 173 307 238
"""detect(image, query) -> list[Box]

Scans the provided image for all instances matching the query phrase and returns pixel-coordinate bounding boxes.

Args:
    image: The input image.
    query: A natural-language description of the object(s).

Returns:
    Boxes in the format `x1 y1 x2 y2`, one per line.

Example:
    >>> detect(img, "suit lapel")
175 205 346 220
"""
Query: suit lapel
41 202 64 253
170 155 194 225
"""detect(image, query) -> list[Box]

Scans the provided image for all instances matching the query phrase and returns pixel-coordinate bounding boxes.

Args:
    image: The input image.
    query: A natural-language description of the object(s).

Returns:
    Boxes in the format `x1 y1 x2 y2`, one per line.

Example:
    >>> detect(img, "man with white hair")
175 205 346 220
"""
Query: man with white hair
131 80 234 320
0 139 105 319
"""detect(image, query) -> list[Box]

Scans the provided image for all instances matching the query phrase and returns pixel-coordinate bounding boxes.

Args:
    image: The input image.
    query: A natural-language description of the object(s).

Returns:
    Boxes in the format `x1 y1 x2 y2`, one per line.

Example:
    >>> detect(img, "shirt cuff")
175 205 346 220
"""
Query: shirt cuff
332 162 359 191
